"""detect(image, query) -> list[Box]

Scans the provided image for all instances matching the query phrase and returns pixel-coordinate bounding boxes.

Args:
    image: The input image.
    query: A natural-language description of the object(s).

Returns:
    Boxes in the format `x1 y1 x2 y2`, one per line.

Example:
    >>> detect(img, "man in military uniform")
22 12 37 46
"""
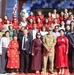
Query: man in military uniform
42 28 56 74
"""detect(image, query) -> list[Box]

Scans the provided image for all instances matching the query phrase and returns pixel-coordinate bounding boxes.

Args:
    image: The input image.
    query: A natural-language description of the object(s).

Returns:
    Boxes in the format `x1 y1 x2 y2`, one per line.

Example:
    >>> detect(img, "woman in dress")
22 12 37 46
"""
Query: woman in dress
31 32 42 74
7 35 20 73
55 29 69 74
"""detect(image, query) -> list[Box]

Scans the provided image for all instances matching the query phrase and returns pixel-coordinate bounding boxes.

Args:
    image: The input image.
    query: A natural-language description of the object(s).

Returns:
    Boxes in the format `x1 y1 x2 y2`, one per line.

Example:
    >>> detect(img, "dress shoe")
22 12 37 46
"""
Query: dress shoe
25 70 28 74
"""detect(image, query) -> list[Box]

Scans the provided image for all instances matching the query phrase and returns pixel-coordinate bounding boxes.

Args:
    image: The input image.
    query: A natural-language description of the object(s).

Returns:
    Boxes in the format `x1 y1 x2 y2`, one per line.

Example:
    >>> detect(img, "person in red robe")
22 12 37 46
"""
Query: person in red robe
10 13 18 24
47 12 54 23
28 11 35 21
55 29 69 74
12 18 18 29
26 18 34 31
44 18 50 29
36 11 44 22
36 18 43 30
7 35 20 73
0 17 3 29
60 11 65 22
3 15 9 24
56 14 61 24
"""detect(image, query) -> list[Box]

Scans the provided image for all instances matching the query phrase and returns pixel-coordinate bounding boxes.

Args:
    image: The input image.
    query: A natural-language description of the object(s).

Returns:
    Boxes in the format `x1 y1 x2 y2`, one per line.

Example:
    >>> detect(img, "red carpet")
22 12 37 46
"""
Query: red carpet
10 69 74 75
15 73 74 75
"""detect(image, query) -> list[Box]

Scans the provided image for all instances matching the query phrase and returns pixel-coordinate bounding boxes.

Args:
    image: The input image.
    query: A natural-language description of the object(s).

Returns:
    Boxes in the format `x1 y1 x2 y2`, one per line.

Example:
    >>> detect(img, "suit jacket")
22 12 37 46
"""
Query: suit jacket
17 30 24 50
29 29 39 42
69 33 74 48
22 34 31 53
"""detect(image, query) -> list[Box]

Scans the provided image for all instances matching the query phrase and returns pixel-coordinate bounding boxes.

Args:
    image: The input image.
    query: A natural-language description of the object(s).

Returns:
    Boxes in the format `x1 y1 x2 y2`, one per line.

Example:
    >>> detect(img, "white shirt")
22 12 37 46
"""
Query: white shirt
33 29 37 40
59 26 65 30
53 32 60 38
0 37 10 53
40 31 48 37
20 21 27 27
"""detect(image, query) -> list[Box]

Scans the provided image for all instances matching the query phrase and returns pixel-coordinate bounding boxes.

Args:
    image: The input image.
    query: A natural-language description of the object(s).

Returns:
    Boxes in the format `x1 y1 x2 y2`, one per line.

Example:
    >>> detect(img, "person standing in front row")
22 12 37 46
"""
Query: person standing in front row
20 28 31 74
0 31 10 73
7 35 20 73
69 29 74 73
42 28 56 74
55 29 69 74
31 32 42 74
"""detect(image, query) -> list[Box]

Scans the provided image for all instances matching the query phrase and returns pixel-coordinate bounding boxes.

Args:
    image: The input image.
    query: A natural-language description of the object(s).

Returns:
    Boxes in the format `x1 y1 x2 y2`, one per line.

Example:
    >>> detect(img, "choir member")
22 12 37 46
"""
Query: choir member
28 11 35 21
3 15 8 24
10 13 18 24
36 11 44 22
26 18 34 31
36 18 43 30
60 11 65 22
0 17 3 29
52 9 57 19
12 18 19 29
47 12 53 23
59 21 65 30
44 18 50 29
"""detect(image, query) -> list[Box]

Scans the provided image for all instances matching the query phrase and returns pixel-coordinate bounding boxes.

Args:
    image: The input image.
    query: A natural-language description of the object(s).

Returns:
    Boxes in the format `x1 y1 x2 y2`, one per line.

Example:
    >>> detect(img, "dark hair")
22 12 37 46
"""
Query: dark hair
41 26 46 31
4 31 10 37
59 29 65 33
36 32 41 38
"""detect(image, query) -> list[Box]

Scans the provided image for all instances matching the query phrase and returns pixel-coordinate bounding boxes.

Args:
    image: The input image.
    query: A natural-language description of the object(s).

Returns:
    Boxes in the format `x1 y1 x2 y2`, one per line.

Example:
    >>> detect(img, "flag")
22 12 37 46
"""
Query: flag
13 0 18 14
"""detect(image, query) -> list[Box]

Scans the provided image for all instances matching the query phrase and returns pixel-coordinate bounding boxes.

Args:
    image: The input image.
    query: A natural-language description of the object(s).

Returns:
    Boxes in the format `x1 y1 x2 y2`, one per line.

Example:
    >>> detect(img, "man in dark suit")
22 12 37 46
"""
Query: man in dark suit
20 28 31 74
29 23 39 42
69 29 74 73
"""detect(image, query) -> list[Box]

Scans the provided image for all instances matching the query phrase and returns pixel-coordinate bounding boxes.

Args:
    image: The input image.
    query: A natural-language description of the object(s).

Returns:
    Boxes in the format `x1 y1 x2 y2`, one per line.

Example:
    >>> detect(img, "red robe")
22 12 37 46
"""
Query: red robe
0 22 3 29
37 22 43 30
36 15 44 22
12 22 18 29
48 16 54 23
7 40 20 69
3 19 8 24
55 36 69 68
60 15 65 22
10 18 18 24
28 15 35 21
44 23 50 29
26 23 33 31
56 18 61 24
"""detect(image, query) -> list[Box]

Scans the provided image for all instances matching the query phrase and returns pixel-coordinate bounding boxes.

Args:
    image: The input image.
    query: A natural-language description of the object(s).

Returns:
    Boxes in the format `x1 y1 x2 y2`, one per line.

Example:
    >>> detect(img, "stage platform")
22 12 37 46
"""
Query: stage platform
0 72 73 75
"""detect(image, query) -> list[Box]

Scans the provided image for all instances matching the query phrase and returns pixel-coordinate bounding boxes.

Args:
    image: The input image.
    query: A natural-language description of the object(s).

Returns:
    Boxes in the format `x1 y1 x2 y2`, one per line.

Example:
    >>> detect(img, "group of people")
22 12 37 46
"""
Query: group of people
0 8 74 74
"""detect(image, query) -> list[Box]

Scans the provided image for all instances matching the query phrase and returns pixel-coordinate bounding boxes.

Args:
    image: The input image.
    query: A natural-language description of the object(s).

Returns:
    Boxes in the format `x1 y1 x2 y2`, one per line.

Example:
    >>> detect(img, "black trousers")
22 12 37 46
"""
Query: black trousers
20 50 29 73
72 51 74 71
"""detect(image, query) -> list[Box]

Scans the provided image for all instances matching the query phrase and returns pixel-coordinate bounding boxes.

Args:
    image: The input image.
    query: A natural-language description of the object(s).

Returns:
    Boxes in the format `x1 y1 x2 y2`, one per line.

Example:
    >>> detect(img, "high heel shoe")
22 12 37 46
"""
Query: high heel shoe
59 71 61 74
61 70 64 74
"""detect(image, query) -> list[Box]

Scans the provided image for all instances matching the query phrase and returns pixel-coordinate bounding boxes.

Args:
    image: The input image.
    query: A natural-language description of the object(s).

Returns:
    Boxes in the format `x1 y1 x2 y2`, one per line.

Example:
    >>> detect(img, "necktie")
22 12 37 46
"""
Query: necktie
23 36 26 49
